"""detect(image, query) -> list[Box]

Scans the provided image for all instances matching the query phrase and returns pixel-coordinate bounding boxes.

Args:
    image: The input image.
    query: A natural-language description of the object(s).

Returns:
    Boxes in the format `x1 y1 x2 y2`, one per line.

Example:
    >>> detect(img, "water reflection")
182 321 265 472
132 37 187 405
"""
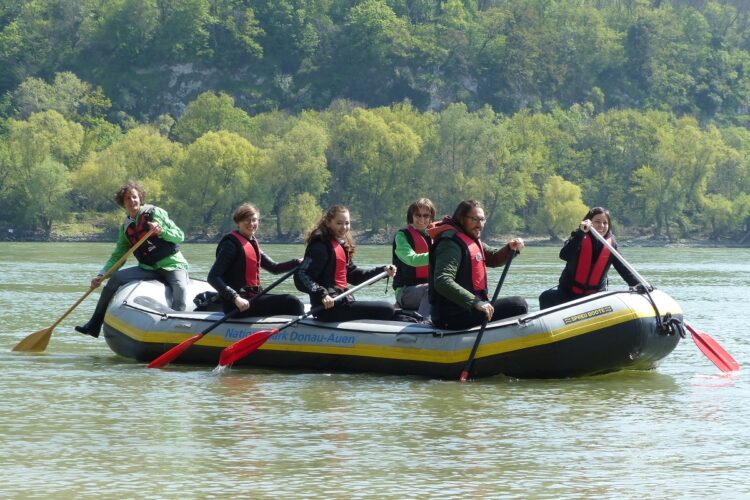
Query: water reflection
1 243 749 498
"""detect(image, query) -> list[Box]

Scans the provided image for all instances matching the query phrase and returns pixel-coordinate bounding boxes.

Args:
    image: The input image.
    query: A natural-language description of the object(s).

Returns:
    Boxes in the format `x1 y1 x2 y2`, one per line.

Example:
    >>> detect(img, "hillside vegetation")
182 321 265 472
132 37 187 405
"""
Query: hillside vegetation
2 0 750 243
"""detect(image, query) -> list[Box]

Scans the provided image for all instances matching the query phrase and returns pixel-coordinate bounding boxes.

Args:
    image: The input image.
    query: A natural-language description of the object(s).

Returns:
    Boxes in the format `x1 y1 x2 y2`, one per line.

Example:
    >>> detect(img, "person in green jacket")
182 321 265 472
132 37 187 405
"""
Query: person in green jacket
428 200 527 330
391 198 435 318
75 180 189 338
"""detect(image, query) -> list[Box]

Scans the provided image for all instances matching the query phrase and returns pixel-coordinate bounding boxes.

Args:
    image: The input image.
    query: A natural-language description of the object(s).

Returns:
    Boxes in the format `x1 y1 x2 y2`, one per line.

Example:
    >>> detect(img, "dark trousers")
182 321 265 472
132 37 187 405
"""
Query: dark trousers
224 293 304 318
88 266 189 329
434 296 528 330
314 300 395 322
538 287 579 310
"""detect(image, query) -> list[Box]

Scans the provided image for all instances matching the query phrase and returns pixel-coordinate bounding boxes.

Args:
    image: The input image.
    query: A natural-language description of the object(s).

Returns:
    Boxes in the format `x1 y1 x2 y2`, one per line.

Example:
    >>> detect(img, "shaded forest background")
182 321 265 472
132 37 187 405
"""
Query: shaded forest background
3 0 750 243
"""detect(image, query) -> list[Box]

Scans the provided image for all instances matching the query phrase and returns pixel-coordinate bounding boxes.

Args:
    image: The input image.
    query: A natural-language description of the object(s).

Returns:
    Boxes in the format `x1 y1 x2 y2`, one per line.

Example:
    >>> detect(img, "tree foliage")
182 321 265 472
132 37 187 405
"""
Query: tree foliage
3 2 750 242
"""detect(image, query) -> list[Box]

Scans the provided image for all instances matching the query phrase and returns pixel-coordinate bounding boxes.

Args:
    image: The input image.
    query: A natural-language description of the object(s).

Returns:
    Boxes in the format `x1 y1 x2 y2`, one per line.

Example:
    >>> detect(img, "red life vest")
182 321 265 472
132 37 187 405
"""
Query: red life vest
406 226 430 280
228 231 260 287
571 233 612 295
453 231 488 297
331 239 349 289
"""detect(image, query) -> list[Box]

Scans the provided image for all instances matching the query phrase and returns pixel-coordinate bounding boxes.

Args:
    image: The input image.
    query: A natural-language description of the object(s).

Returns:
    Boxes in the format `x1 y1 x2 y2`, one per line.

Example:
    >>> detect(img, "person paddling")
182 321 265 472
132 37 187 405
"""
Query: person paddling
76 180 189 338
538 206 639 309
295 205 397 322
428 200 527 330
207 203 303 317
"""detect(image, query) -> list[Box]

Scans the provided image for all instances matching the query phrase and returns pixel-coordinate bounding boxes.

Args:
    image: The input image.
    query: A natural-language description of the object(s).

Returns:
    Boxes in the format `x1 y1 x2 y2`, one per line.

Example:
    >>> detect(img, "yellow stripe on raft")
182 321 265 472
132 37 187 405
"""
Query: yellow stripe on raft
104 302 679 365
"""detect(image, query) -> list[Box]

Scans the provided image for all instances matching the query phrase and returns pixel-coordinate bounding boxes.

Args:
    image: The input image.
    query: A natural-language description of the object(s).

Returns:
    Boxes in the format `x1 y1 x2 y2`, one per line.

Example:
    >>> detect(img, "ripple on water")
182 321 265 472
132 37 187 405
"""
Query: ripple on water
1 244 749 498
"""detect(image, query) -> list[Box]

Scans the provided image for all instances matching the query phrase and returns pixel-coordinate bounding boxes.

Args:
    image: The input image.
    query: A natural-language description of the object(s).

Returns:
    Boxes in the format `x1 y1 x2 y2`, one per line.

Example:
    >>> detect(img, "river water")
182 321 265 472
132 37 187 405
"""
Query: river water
1 242 748 499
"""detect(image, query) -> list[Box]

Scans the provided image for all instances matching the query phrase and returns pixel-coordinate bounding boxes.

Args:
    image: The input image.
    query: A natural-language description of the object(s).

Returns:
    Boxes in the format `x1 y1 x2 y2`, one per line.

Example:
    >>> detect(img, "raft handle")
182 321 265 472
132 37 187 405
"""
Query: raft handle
396 334 417 343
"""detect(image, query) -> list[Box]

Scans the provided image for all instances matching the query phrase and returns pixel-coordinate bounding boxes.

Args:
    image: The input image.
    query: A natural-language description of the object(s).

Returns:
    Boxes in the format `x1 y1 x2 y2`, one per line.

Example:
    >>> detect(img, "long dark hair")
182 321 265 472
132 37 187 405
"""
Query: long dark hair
305 204 356 257
584 206 613 238
452 199 482 232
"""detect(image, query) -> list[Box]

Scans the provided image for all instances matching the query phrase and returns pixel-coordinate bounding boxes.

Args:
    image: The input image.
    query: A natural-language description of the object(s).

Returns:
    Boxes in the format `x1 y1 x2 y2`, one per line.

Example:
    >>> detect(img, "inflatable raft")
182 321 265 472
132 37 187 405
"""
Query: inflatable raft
102 279 683 379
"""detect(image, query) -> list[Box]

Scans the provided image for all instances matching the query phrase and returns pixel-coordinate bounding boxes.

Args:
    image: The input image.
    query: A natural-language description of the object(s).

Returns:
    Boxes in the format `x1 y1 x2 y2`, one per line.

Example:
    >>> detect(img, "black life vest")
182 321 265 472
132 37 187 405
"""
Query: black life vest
392 226 431 289
571 233 612 295
124 205 179 266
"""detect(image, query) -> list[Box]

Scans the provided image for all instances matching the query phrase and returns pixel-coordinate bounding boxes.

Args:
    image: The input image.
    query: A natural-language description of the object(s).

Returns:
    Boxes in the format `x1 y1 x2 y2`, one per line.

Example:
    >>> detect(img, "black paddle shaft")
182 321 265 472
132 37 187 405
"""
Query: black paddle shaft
199 266 299 336
460 249 517 380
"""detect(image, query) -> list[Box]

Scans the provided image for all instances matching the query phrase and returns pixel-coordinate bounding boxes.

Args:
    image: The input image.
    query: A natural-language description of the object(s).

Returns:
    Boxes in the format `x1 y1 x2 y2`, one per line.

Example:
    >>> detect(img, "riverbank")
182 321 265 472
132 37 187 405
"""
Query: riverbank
1 225 743 247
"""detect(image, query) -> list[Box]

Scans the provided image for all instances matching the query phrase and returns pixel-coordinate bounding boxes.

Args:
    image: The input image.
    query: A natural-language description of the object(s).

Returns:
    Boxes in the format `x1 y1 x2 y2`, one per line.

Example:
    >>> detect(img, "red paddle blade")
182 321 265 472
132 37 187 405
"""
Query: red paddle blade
685 323 740 373
218 329 279 367
147 333 204 369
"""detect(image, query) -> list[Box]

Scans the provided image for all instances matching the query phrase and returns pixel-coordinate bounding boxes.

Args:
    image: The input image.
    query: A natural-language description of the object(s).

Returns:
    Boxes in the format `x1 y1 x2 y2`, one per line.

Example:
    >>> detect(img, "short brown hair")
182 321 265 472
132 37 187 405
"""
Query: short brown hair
406 198 436 224
232 203 260 224
115 181 146 208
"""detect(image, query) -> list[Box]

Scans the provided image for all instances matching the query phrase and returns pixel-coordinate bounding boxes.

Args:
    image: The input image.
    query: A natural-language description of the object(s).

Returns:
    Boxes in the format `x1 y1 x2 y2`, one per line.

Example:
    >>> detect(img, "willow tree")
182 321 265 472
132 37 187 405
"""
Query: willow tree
533 175 588 241
3 110 82 233
73 125 182 211
168 130 266 237
263 116 330 239
328 106 422 231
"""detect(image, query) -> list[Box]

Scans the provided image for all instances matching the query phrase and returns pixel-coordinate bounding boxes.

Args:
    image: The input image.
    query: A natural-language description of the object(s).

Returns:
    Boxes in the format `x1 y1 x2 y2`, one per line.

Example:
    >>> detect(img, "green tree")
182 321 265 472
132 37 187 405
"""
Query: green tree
16 110 84 167
4 111 80 233
208 1 264 63
152 0 213 60
533 175 588 241
264 116 330 239
168 130 266 236
328 106 422 231
632 117 728 240
73 125 182 211
12 72 111 121
331 0 421 105
172 91 253 144
574 109 670 224
77 0 160 65
280 192 322 239
23 157 71 236
0 0 84 94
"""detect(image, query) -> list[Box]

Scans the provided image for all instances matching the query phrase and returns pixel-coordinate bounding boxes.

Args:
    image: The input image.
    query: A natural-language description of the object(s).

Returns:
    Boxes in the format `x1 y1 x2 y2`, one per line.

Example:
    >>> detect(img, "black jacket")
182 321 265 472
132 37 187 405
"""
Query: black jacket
207 232 298 302
558 229 639 293
295 236 386 308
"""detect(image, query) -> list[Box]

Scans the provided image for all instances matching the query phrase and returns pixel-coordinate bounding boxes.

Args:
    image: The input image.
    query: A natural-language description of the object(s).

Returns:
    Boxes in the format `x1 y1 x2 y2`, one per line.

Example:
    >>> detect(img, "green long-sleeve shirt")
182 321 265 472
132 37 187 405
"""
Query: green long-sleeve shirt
393 228 430 296
432 231 513 311
99 205 189 275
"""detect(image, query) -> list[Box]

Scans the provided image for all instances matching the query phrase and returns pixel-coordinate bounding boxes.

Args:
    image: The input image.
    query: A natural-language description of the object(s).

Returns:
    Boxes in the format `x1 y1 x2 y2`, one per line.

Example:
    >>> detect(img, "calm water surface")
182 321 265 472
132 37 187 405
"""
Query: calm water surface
1 242 748 499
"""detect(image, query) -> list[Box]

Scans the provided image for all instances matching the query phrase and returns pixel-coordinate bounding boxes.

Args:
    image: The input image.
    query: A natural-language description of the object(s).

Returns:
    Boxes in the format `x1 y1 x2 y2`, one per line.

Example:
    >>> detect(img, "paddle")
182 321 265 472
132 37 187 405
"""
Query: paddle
684 322 740 373
459 249 517 382
12 227 157 353
586 225 740 373
147 266 299 368
217 270 389 368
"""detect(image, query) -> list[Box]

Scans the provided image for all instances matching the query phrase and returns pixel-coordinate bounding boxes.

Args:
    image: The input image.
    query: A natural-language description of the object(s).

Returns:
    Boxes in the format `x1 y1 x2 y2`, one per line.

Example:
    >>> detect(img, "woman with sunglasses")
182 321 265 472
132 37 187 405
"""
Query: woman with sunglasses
538 206 639 310
428 200 527 330
391 198 436 318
